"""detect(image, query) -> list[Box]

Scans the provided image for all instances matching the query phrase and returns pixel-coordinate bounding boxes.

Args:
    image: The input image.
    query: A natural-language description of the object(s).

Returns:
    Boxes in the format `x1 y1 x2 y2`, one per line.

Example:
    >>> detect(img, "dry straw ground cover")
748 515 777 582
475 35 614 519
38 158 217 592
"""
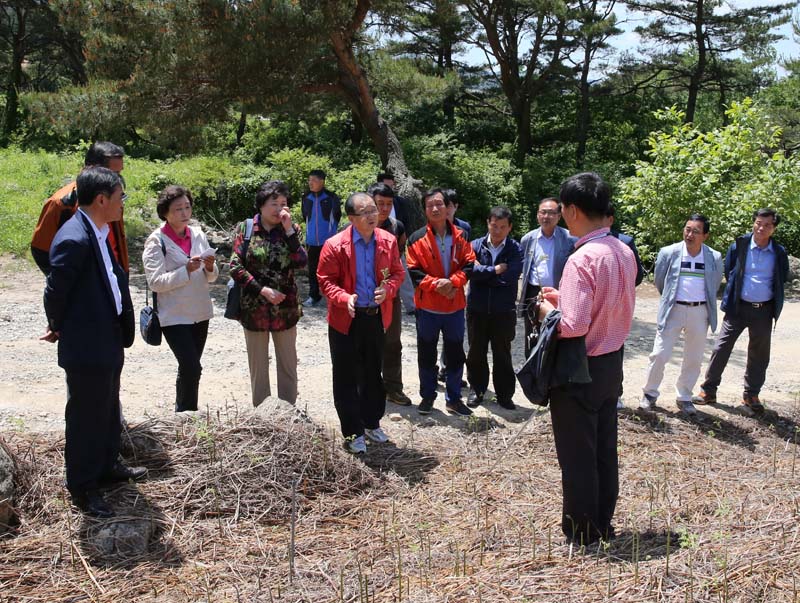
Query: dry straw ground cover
1 397 799 602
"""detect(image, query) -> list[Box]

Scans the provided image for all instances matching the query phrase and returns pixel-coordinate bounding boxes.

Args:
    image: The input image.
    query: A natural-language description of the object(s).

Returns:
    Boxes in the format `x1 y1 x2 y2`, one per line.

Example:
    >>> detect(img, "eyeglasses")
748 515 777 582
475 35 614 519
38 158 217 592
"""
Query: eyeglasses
537 210 559 216
121 193 128 203
683 227 703 236
355 208 379 217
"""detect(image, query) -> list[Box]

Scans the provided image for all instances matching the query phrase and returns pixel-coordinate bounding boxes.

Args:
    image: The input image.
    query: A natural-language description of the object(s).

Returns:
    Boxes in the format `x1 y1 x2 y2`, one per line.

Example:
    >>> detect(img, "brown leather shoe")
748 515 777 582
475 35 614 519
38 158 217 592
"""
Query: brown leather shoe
691 390 716 405
742 394 765 414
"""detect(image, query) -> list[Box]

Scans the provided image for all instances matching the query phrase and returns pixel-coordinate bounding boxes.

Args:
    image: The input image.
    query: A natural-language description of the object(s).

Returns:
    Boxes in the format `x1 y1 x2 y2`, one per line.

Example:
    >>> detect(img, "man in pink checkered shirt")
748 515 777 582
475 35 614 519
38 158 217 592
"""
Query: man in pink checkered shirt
537 172 636 546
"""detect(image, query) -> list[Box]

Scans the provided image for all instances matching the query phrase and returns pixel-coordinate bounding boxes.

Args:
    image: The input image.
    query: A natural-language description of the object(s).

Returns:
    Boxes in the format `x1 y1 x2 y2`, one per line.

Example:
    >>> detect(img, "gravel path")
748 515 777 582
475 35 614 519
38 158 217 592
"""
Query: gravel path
1 254 797 434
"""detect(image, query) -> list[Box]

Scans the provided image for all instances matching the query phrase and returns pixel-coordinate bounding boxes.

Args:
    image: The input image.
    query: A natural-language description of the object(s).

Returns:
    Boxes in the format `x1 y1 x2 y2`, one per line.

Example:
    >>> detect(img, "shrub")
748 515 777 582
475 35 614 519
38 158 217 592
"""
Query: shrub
617 100 800 260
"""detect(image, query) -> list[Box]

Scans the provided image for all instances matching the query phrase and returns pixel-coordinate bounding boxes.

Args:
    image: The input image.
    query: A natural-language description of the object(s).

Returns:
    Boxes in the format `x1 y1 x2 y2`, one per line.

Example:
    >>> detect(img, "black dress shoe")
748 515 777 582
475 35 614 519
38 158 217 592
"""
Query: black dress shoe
72 490 115 518
467 390 484 408
496 397 516 410
104 462 148 483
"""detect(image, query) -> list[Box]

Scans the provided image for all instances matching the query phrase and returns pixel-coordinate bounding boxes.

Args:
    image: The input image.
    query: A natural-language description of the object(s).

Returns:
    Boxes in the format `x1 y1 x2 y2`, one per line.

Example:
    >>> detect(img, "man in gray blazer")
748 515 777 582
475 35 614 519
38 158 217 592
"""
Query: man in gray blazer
640 214 723 415
519 198 576 356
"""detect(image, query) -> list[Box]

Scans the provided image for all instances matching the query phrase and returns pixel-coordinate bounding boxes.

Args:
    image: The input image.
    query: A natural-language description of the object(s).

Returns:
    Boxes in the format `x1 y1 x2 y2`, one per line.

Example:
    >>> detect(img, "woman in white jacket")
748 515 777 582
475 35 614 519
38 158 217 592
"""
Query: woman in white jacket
143 185 219 412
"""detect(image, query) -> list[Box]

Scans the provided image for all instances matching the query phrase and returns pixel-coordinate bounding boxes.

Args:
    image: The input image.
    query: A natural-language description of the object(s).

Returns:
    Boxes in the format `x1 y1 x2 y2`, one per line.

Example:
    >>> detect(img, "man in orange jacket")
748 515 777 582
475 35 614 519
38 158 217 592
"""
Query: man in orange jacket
406 188 476 416
317 192 405 454
31 141 129 275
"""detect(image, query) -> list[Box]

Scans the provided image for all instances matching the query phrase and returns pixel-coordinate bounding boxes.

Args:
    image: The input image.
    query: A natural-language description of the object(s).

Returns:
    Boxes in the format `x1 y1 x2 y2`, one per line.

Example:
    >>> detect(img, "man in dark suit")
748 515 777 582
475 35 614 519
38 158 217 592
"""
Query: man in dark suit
42 166 144 518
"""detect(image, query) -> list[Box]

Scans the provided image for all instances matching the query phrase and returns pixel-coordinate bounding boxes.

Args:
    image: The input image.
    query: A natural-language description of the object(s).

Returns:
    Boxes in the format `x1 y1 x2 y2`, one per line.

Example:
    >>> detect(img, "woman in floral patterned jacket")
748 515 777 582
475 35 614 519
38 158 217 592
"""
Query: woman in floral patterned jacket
230 180 307 406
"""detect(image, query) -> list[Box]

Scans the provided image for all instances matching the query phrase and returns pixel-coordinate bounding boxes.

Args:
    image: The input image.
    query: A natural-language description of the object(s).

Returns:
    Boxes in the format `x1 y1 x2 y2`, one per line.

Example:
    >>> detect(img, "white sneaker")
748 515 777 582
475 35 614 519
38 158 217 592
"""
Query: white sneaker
639 394 656 410
364 427 389 443
677 399 697 416
616 397 625 410
302 297 317 307
347 435 367 454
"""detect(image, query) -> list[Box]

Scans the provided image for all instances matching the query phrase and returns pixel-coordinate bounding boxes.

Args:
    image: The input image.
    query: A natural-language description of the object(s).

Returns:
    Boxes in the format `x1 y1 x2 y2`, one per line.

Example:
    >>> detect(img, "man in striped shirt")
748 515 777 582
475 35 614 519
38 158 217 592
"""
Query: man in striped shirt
537 172 636 546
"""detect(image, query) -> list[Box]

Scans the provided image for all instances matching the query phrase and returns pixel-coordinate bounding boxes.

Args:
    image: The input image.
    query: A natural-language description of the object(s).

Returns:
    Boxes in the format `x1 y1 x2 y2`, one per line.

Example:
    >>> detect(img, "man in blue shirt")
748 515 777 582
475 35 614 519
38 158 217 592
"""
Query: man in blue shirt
693 208 790 414
301 169 341 306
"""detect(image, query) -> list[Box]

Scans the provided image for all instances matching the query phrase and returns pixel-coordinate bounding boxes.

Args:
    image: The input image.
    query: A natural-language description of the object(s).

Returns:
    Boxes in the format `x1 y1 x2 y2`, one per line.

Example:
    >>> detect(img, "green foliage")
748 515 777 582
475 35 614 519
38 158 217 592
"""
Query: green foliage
403 135 526 235
0 147 151 256
617 100 800 260
0 146 386 260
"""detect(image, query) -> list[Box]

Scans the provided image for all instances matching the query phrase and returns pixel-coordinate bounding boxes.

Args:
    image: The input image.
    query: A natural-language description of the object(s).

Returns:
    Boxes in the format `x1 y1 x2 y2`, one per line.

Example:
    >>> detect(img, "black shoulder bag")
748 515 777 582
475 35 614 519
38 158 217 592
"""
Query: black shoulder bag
140 235 167 346
224 218 254 320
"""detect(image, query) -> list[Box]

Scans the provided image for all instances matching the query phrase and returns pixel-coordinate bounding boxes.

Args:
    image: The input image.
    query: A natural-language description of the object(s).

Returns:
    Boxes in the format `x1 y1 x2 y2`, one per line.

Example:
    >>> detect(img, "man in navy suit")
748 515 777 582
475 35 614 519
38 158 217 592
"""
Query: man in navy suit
42 166 144 518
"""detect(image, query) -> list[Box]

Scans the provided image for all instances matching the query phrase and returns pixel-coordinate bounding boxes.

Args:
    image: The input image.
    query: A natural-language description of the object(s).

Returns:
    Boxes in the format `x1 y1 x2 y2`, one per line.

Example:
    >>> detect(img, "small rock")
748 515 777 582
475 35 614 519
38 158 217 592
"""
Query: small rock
90 519 154 559
388 413 403 422
0 439 16 532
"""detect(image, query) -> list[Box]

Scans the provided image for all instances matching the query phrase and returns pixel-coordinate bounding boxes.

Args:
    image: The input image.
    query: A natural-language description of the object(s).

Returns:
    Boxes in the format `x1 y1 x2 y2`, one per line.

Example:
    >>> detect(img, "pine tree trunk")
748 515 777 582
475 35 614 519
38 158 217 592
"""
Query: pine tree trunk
329 16 424 230
1 10 26 147
513 95 532 168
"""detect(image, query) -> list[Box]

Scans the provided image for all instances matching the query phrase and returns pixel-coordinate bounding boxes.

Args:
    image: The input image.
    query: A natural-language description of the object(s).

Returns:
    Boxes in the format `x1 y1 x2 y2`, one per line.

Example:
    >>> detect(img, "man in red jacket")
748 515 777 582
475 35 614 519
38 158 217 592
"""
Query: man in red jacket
406 188 476 416
317 192 405 454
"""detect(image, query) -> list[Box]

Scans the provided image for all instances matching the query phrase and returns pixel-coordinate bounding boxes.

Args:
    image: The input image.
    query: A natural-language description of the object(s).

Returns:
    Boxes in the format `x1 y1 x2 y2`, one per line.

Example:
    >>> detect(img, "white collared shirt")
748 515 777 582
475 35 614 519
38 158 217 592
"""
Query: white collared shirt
79 209 122 315
487 236 507 264
528 231 555 286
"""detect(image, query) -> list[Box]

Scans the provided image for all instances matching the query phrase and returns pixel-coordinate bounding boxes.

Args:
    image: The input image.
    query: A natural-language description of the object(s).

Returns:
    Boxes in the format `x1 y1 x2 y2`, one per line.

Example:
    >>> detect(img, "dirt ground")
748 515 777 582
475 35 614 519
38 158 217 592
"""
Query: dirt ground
0 253 798 435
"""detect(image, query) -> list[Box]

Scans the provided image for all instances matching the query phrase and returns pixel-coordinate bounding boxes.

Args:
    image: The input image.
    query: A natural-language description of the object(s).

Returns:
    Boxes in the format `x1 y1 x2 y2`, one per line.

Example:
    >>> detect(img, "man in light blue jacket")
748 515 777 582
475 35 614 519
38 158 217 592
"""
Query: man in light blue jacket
519 198 577 356
640 214 723 415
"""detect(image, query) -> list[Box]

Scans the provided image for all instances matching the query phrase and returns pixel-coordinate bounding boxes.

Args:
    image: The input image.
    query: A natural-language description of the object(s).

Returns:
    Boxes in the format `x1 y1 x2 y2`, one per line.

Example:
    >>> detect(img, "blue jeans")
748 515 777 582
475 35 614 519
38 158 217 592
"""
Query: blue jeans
416 309 465 402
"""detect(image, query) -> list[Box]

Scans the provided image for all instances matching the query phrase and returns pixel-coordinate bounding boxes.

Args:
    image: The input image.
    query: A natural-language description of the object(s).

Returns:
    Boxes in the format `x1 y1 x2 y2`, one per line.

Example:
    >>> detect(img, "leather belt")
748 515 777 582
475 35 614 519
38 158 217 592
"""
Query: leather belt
355 306 380 316
745 301 772 309
676 301 706 306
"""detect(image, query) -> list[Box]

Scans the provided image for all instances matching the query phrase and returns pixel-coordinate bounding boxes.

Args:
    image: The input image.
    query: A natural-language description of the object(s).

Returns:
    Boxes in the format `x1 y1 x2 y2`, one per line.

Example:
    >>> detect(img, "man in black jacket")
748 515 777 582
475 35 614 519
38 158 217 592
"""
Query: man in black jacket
693 208 790 414
42 167 144 518
466 207 523 410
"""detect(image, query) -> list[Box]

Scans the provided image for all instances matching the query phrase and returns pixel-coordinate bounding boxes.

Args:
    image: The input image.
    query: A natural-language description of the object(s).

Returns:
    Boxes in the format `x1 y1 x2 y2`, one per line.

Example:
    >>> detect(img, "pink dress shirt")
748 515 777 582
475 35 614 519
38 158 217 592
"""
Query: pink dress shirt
557 227 636 356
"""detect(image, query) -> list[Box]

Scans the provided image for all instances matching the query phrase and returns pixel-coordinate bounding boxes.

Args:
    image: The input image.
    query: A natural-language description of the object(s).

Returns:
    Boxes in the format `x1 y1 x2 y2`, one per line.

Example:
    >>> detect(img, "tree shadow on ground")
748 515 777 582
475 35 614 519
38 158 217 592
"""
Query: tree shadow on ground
712 402 800 442
360 442 440 486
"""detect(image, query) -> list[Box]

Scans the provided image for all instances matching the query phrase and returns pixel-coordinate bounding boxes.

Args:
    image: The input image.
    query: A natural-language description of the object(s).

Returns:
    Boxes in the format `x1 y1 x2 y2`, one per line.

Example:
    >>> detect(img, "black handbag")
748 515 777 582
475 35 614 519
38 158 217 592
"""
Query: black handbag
140 235 166 345
225 218 254 320
140 289 161 346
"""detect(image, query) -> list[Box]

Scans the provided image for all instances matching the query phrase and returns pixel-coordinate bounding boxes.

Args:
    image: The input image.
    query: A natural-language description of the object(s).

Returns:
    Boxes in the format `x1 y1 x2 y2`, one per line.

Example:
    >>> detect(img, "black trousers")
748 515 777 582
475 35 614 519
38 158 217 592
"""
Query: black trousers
307 245 323 301
523 283 541 357
701 302 773 397
329 313 386 439
162 320 209 412
466 309 516 400
64 364 123 494
549 348 622 544
382 299 403 392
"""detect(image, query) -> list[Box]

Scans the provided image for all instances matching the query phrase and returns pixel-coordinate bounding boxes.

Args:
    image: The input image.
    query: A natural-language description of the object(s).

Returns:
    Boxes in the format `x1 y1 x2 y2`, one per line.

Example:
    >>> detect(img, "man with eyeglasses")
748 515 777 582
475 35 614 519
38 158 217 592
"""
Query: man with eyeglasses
42 167 141 518
693 208 790 415
639 215 723 415
519 198 576 356
317 192 405 453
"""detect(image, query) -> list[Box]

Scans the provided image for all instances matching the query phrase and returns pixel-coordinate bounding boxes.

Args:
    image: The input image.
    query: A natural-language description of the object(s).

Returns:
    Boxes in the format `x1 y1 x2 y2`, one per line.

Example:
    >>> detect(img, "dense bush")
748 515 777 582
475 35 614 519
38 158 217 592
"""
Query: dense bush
617 101 800 261
403 135 526 235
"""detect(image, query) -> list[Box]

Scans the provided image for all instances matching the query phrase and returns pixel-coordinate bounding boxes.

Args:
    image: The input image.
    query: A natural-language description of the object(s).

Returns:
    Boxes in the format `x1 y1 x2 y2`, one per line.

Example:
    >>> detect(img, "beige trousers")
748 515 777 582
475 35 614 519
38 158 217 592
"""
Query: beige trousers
243 326 298 406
